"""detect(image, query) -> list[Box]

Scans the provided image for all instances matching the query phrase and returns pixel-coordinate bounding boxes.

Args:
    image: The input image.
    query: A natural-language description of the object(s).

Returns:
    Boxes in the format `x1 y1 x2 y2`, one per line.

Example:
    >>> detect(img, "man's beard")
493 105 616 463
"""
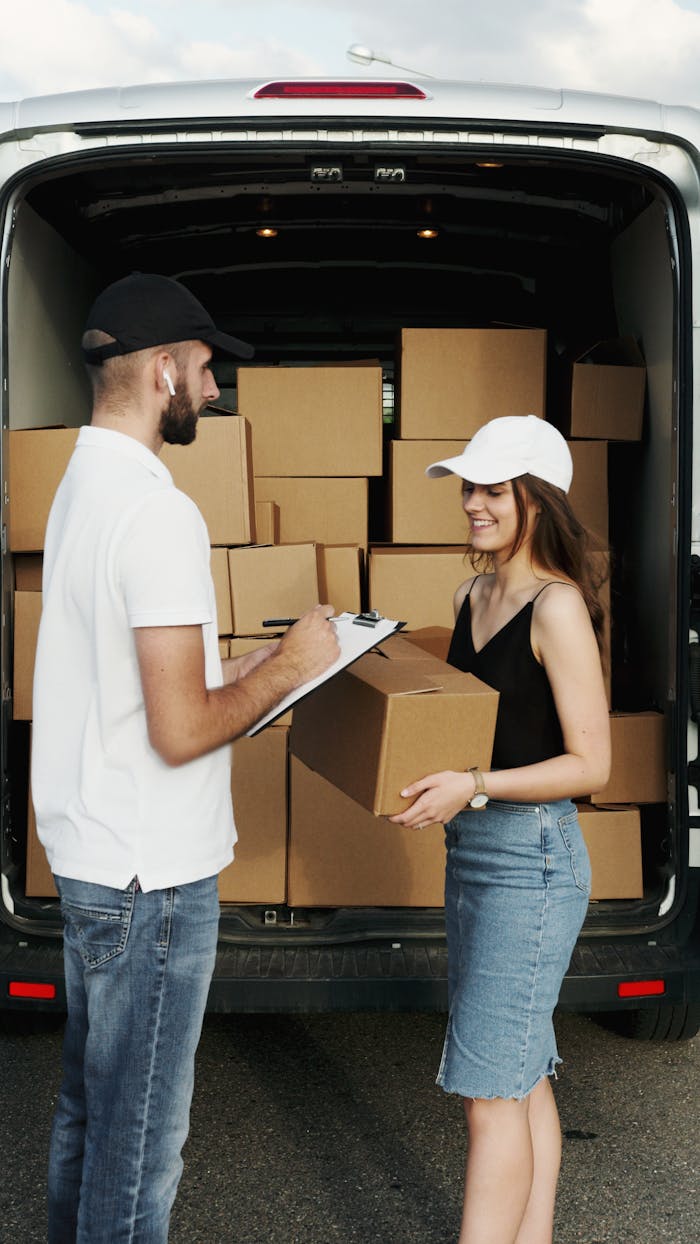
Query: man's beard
159 386 200 446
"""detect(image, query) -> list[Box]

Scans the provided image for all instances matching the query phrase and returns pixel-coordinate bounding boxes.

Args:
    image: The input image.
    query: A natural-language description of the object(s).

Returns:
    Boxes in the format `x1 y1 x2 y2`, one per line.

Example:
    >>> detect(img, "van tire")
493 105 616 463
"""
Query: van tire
594 1003 700 1042
0 1011 65 1036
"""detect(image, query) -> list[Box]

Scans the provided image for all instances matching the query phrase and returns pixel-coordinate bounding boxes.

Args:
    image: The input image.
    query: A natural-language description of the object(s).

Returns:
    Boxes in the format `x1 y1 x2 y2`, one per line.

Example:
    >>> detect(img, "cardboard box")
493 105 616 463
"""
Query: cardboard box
569 338 646 440
14 554 43 591
569 441 609 543
227 543 319 636
576 804 643 899
590 711 666 805
404 627 453 662
8 427 79 552
288 756 446 907
588 550 611 708
255 500 280 545
389 440 469 543
318 545 363 614
290 634 498 816
13 591 42 719
9 417 256 551
397 328 547 439
253 477 368 547
25 727 291 903
161 415 255 546
210 547 233 635
26 781 58 899
236 364 383 476
218 727 288 903
218 639 230 659
368 546 469 630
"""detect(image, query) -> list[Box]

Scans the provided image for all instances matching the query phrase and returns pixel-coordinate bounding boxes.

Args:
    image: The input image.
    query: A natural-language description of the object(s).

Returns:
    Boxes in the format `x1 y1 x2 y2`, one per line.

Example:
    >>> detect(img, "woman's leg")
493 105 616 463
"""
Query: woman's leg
514 1077 561 1244
458 1095 534 1244
457 1076 561 1244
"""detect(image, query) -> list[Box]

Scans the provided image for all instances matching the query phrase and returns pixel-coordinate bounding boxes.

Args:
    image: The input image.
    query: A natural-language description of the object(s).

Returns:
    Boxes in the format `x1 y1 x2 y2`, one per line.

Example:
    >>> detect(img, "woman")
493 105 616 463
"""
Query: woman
390 414 611 1244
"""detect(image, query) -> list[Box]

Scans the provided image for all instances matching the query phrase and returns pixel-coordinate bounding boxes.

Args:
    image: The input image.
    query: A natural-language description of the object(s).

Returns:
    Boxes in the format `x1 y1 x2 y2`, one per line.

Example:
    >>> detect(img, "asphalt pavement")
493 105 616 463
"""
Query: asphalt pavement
1 1009 697 1243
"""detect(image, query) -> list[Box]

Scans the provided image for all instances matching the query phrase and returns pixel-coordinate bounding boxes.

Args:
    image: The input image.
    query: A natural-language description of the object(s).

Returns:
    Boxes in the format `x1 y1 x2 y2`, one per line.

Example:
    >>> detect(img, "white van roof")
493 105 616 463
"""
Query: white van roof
0 77 698 146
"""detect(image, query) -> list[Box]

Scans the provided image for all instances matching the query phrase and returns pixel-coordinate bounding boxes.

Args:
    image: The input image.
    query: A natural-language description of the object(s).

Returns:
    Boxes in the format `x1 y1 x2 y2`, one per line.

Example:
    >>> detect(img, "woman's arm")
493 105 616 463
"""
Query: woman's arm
390 585 611 828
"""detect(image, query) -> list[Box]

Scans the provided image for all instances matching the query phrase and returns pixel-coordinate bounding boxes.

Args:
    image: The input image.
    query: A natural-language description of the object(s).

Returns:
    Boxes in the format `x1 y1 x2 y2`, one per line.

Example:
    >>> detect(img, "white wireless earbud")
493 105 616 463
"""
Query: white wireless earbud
163 369 176 397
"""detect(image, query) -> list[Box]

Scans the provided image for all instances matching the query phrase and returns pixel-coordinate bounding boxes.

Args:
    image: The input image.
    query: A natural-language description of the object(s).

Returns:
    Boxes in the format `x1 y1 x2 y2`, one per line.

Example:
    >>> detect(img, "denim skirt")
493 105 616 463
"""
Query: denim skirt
437 798 591 1101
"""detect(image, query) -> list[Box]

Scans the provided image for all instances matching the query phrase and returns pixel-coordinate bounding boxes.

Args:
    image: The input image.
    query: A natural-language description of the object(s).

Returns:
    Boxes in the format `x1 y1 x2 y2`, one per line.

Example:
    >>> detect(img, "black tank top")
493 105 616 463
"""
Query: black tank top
447 578 564 769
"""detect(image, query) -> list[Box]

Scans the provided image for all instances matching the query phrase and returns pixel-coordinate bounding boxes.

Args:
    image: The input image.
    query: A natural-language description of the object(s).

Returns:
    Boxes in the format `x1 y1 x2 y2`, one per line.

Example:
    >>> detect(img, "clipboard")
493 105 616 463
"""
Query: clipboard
246 612 404 736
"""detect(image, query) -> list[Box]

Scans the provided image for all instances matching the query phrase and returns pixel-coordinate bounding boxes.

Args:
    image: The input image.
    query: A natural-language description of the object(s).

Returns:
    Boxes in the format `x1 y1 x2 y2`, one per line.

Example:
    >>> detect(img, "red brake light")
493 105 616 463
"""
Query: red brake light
9 981 57 1000
617 979 665 998
254 81 427 100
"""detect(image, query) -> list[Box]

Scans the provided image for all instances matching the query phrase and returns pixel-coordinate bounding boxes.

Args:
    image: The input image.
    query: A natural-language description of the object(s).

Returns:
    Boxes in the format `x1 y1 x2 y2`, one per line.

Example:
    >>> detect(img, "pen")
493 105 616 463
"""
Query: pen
261 615 346 627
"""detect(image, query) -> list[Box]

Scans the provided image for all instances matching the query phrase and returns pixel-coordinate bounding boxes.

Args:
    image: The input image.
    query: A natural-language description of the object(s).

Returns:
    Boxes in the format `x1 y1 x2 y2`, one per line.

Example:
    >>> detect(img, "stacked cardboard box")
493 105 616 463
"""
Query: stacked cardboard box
288 757 446 907
14 327 656 909
8 415 257 553
397 328 547 438
368 546 469 631
576 804 643 899
218 727 289 903
227 543 320 636
565 338 646 441
238 363 382 548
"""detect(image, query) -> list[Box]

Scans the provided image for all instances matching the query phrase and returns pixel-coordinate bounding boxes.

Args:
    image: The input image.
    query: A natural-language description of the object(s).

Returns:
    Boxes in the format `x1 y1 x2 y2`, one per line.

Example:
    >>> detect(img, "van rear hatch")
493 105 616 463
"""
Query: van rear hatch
1 79 698 1012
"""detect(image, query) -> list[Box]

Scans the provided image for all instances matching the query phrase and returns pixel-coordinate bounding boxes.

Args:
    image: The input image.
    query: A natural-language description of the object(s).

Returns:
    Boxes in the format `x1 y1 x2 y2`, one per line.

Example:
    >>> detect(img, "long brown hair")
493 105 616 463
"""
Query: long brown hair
465 473 608 657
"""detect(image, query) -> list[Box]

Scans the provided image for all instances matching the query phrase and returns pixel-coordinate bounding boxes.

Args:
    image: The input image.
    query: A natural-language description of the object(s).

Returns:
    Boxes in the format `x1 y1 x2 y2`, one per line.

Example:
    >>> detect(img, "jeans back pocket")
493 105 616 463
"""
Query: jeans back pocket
56 877 134 969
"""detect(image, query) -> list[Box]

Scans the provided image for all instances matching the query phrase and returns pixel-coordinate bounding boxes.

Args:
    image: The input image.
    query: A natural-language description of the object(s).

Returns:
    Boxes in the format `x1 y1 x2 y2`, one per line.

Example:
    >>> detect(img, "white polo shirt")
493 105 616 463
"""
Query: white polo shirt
31 425 236 892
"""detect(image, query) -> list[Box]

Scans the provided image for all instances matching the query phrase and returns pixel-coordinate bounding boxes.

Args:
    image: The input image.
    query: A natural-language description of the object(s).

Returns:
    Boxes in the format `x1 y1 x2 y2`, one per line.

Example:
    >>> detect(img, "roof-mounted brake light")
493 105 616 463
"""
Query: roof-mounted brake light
254 81 427 100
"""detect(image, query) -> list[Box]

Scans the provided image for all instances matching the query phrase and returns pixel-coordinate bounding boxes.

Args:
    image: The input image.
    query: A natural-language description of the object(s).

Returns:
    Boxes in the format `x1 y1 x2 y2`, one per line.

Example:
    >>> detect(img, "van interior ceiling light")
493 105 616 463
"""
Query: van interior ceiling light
256 227 278 238
417 228 439 238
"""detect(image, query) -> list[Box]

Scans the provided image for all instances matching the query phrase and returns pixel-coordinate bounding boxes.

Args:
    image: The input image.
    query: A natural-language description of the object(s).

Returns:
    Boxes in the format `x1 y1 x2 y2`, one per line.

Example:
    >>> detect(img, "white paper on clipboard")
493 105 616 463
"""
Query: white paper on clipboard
246 612 402 736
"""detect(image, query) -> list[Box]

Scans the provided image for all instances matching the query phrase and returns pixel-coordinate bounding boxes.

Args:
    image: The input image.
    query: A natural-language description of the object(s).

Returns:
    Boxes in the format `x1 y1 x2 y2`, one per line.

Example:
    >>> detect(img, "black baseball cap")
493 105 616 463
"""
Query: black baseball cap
82 272 254 363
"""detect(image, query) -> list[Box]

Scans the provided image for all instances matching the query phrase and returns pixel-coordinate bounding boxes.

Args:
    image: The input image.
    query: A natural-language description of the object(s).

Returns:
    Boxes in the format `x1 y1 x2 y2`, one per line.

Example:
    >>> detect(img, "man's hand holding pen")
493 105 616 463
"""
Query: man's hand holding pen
276 604 340 682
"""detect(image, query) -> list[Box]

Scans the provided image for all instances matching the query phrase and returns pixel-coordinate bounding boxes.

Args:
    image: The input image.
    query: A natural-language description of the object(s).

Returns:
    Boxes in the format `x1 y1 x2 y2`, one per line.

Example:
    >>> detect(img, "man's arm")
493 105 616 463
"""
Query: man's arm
221 641 281 686
135 605 339 766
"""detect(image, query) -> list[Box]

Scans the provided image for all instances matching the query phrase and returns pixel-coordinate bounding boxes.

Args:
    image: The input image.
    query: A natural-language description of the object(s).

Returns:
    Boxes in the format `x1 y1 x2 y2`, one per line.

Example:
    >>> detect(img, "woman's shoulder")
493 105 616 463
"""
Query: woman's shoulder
531 578 591 629
453 572 490 615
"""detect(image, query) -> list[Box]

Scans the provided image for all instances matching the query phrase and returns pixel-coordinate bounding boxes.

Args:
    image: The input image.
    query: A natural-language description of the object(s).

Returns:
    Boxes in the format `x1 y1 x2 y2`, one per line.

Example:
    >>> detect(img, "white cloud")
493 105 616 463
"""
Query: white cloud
0 1 167 96
179 39 319 81
536 0 700 101
0 0 699 107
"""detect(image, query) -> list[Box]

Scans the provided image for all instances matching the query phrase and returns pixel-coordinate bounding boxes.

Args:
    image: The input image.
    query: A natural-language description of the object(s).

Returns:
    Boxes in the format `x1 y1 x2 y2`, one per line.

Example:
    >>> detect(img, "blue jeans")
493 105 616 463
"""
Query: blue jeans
49 874 220 1244
437 800 590 1100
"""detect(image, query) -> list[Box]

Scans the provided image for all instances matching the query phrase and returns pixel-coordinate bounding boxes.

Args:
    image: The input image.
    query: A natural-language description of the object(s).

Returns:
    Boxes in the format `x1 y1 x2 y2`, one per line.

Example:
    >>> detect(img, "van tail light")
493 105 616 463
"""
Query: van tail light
9 981 57 1000
617 979 666 999
254 81 427 100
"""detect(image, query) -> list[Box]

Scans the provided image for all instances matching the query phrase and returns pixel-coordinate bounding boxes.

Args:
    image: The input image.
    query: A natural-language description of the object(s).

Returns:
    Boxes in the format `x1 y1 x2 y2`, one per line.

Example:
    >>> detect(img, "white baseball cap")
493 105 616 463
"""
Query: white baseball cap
425 414 573 494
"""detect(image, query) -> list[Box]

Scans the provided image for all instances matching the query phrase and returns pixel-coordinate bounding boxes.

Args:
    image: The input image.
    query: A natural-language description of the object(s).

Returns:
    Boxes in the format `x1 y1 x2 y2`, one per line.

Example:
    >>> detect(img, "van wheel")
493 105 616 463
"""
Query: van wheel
593 1003 700 1042
0 1011 65 1036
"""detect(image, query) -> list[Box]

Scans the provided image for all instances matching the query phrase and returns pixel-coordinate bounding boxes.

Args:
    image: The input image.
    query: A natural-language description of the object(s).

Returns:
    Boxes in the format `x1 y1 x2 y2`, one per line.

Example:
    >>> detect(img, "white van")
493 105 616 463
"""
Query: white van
1 75 699 1039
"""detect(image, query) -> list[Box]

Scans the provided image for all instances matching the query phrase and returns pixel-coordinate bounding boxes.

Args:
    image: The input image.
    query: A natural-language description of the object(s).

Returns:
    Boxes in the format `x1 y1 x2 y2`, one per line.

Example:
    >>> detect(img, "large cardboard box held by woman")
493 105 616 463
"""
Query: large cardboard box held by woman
290 635 498 817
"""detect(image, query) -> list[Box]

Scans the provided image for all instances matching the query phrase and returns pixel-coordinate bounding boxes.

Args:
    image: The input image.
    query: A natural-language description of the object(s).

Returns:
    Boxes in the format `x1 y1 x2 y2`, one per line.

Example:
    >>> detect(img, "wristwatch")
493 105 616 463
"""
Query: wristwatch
468 767 490 809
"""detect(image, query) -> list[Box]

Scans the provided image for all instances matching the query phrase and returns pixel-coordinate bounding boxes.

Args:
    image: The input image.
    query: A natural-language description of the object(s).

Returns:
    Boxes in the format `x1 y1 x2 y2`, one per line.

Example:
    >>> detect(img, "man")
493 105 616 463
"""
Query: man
31 272 339 1243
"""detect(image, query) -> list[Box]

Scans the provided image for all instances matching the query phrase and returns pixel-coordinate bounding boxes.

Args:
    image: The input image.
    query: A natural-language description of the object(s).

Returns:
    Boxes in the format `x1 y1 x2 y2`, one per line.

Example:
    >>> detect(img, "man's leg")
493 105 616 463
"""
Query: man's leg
48 874 219 1244
47 894 92 1244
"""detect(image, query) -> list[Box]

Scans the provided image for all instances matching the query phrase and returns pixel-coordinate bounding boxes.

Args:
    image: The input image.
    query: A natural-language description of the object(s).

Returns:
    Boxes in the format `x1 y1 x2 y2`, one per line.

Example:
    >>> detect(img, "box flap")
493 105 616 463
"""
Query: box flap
576 337 645 369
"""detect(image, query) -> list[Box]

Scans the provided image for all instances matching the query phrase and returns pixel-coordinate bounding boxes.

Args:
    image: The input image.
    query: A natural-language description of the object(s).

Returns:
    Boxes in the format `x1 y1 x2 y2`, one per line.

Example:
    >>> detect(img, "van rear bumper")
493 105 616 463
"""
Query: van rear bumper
1 924 699 1016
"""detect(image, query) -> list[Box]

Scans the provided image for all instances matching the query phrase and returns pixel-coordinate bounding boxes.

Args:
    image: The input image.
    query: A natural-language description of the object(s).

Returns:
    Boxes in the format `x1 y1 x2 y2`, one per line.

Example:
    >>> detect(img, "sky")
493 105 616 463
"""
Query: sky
1 0 700 108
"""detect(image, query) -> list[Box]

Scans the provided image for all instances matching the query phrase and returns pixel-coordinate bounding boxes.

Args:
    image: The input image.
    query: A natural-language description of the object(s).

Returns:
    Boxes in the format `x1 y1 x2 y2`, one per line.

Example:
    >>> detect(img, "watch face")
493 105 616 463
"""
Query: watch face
470 792 489 809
